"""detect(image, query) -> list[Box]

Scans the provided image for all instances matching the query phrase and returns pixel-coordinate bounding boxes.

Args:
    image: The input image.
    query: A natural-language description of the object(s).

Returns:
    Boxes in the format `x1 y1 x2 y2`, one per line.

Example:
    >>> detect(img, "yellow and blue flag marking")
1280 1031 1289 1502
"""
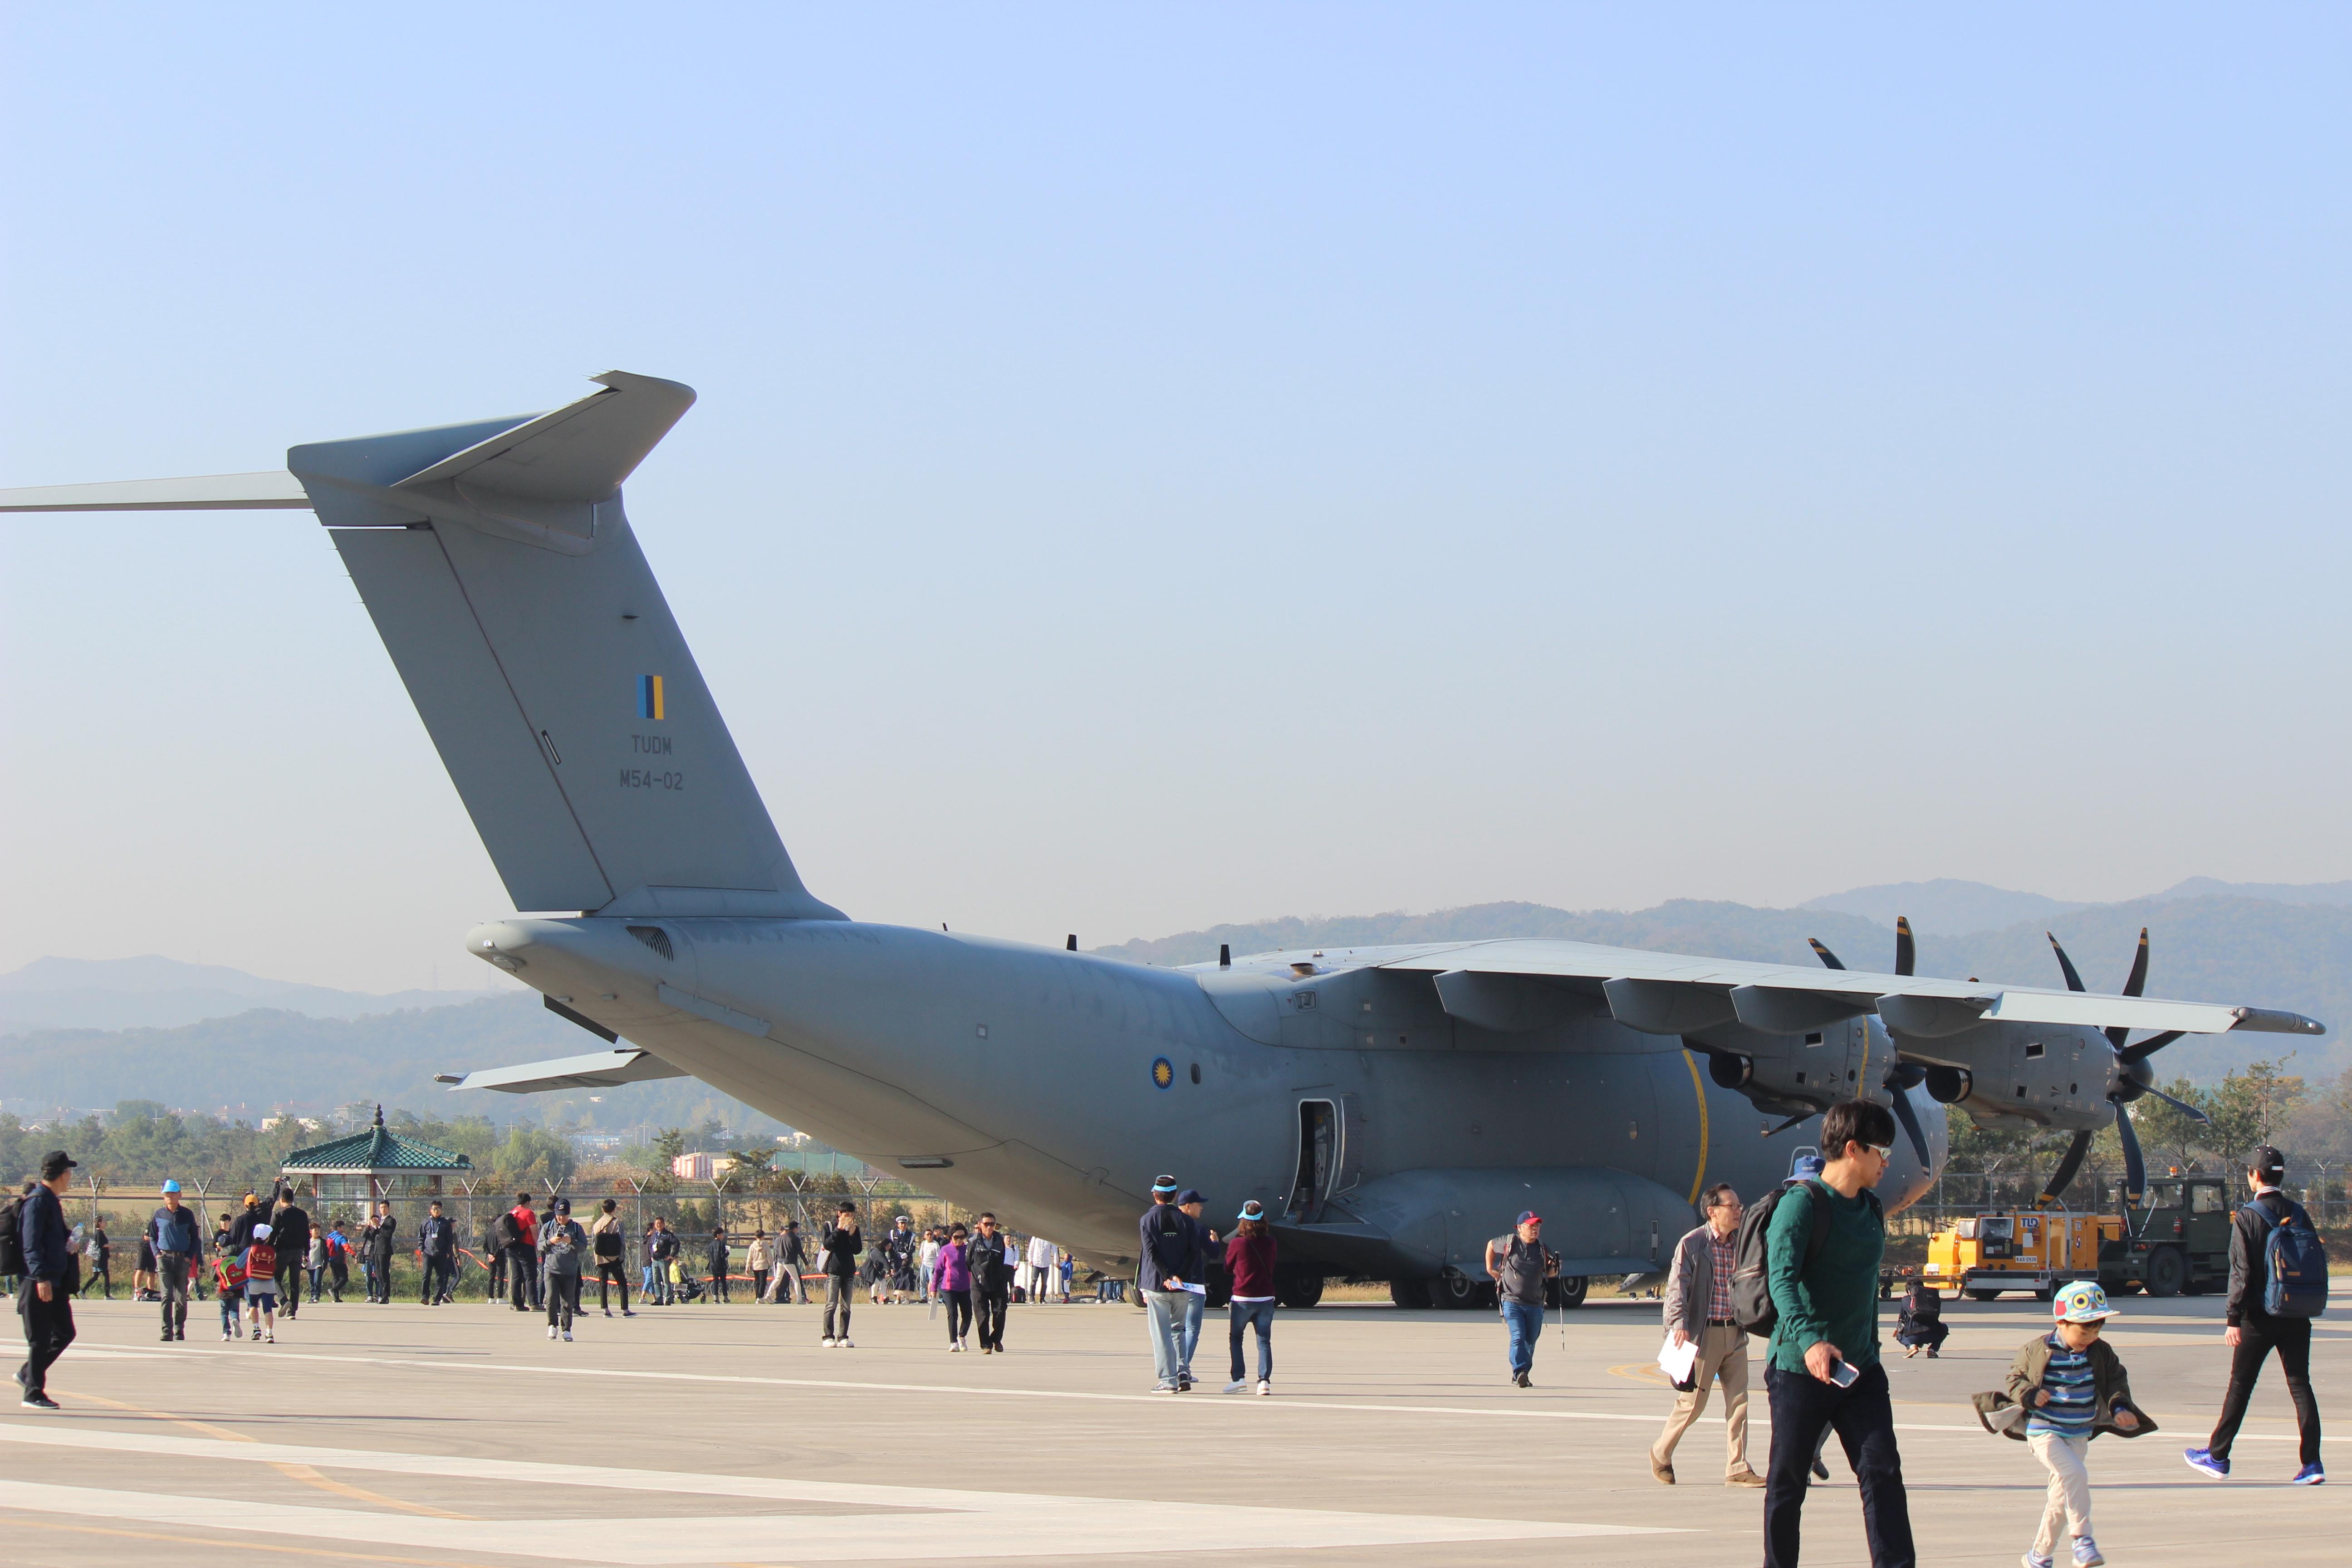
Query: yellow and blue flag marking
637 674 666 721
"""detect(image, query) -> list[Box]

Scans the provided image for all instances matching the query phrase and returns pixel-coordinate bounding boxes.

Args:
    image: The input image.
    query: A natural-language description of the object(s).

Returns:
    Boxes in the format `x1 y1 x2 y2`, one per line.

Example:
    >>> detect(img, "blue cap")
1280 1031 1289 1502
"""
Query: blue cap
1793 1154 1826 1178
1236 1199 1266 1222
1518 1210 1543 1225
1152 1175 1180 1194
1177 1189 1204 1205
161 1179 181 1194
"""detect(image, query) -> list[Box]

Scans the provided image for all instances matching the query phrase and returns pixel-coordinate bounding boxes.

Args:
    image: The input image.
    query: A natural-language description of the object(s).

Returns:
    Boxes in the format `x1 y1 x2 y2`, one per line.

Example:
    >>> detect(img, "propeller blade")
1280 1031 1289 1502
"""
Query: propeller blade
1894 916 1915 978
1808 937 1846 971
2122 927 2150 998
1888 1084 1933 1173
2105 927 2154 1051
2114 1102 2146 1202
2117 1030 2184 1065
2144 1086 2212 1127
2040 1127 2093 1204
2046 932 2086 993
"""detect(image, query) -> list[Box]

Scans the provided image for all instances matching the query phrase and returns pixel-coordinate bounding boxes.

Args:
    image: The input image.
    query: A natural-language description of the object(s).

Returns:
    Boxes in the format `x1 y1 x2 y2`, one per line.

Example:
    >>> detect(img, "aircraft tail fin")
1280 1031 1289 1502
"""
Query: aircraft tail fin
3 371 841 921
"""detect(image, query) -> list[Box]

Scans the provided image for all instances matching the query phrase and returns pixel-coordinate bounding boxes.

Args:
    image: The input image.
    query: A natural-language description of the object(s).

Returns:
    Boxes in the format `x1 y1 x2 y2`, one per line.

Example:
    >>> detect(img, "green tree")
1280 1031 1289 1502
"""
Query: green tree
2207 1057 2305 1160
2131 1077 2215 1175
652 1127 687 1164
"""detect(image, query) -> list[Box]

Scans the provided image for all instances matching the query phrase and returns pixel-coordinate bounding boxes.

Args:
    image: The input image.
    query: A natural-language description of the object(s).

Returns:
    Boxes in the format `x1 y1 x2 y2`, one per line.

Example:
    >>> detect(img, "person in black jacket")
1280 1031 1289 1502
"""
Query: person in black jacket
418 1200 457 1305
967 1213 1013 1354
77 1221 111 1299
705 1225 731 1304
270 1191 312 1319
2185 1145 2325 1484
149 1181 202 1342
227 1191 264 1253
15 1151 80 1409
363 1202 397 1304
820 1203 862 1346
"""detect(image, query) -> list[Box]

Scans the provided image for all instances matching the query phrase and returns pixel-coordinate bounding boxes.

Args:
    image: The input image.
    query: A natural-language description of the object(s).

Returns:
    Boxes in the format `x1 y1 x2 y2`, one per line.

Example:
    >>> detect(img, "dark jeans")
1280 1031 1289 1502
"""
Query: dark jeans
506 1245 534 1310
1500 1299 1543 1376
545 1270 580 1331
2208 1312 2322 1467
595 1259 629 1313
421 1255 455 1304
1764 1362 1915 1568
276 1262 303 1315
367 1256 393 1302
751 1269 769 1301
157 1254 190 1336
1230 1299 1275 1382
709 1269 730 1304
16 1287 76 1397
79 1263 111 1299
945 1288 973 1341
975 1288 1008 1350
823 1274 853 1339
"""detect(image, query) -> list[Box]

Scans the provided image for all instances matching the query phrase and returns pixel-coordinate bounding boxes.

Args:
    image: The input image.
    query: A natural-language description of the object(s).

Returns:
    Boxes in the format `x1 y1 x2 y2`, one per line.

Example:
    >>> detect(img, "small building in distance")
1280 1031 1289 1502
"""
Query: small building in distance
282 1105 473 1206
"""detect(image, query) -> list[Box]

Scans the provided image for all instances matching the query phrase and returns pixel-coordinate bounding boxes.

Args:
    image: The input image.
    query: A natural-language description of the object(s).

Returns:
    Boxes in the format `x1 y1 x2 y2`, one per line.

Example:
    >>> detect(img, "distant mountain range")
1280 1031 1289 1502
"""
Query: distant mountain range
0 955 495 1035
1798 877 2352 936
6 876 2344 1121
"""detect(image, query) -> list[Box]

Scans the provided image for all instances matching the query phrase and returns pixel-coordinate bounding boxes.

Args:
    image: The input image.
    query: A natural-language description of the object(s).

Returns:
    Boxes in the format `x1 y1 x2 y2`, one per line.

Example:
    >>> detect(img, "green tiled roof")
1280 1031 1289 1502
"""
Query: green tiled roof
283 1114 471 1172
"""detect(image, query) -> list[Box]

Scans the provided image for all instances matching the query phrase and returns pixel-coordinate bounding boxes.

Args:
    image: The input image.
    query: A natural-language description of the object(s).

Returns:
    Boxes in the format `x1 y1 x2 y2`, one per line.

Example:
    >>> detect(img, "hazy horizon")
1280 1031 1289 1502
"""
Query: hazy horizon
7 9 2348 992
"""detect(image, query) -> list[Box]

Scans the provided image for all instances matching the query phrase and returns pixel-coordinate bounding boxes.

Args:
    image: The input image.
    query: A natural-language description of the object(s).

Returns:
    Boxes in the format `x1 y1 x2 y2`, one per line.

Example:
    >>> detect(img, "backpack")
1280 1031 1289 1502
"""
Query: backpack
0 1193 26 1277
488 1212 520 1251
1730 1178 1882 1338
2246 1194 2330 1319
245 1241 277 1279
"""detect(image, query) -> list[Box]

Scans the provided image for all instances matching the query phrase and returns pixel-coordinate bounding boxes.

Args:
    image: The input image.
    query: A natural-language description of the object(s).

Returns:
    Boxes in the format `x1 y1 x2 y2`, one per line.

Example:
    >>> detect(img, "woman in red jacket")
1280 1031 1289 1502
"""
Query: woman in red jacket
1223 1200 1279 1396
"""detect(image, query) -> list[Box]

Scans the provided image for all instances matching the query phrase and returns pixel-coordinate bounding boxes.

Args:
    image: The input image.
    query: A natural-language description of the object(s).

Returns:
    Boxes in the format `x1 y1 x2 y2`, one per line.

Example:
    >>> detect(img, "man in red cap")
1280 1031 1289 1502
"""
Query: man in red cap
1485 1210 1558 1388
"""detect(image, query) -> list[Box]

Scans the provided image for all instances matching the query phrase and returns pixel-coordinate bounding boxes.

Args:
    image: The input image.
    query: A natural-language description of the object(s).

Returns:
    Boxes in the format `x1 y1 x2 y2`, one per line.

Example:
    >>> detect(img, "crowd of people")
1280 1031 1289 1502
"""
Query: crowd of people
8 1105 2332 1567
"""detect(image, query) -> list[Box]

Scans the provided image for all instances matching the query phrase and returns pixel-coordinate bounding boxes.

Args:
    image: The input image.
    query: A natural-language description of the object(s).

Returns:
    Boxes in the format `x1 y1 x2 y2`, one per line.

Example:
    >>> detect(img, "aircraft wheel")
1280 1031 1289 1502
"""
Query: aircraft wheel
1547 1275 1588 1310
2146 1247 2185 1298
1275 1273 1324 1309
1389 1278 1431 1309
2033 1288 2056 1303
1431 1270 1484 1310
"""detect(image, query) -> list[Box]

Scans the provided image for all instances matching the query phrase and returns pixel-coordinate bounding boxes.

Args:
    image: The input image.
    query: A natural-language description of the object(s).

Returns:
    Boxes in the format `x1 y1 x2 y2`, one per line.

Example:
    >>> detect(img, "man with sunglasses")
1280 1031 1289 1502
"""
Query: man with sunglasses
1761 1099 1914 1568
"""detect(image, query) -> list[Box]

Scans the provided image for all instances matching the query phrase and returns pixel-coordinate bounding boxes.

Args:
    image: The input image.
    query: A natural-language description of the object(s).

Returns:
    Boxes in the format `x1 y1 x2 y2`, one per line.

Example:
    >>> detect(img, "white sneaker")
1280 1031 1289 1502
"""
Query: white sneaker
265 1333 275 1343
820 1337 835 1347
546 1325 557 1339
1224 1380 1248 1393
838 1339 853 1349
1257 1380 1271 1396
562 1329 573 1342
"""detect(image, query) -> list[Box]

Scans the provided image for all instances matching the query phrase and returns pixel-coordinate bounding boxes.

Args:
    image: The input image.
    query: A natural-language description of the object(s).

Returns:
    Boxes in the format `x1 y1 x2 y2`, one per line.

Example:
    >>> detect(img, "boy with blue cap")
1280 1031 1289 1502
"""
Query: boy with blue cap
1973 1280 2148 1568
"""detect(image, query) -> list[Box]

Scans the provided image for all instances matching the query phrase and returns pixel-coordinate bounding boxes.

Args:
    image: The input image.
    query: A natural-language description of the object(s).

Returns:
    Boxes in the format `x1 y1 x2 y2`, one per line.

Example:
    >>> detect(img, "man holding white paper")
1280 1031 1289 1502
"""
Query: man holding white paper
1650 1183 1763 1487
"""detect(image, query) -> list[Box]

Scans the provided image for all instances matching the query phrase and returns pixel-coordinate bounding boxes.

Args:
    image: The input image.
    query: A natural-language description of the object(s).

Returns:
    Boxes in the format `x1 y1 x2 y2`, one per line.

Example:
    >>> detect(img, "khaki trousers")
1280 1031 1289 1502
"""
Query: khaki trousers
2028 1431 2092 1557
1651 1323 1752 1478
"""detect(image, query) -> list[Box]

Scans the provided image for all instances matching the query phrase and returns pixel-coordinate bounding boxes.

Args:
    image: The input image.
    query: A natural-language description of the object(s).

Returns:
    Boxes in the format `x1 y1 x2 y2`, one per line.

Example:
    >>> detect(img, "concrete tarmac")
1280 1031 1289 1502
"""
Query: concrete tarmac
1 1289 2341 1566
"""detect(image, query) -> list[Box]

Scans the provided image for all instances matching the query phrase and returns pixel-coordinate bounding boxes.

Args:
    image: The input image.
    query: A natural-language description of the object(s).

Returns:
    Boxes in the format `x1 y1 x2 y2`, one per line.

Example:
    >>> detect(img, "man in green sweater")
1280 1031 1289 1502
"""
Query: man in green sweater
1762 1098 1914 1568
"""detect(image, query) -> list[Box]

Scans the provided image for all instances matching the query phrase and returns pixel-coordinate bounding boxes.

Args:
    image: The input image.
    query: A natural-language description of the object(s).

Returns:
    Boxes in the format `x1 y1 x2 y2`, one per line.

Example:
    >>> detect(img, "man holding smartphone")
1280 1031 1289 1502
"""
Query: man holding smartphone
1761 1099 1914 1568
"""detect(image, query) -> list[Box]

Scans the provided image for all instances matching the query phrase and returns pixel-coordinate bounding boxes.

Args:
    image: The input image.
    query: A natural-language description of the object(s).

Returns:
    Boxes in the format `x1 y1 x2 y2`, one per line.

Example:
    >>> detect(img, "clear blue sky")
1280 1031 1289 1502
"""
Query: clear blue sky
4 7 2348 991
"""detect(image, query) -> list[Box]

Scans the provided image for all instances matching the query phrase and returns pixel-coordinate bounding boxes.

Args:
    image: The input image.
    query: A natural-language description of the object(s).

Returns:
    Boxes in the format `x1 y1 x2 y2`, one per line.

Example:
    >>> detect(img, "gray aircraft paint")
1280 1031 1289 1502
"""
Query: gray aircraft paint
4 371 2319 1287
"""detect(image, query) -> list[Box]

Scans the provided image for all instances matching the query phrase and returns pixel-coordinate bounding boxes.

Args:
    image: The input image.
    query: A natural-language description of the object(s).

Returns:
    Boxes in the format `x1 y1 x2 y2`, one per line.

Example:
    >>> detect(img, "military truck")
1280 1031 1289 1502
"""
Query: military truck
1923 1175 2234 1300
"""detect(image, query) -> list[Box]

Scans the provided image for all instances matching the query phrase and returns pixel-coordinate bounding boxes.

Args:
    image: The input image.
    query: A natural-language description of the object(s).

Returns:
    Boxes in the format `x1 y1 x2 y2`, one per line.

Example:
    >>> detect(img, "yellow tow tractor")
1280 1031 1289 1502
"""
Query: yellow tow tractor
1926 1176 2235 1300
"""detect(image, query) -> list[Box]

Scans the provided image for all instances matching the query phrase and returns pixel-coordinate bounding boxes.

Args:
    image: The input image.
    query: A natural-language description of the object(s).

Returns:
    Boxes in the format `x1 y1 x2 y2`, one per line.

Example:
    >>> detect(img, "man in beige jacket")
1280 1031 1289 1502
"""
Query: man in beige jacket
1651 1183 1764 1486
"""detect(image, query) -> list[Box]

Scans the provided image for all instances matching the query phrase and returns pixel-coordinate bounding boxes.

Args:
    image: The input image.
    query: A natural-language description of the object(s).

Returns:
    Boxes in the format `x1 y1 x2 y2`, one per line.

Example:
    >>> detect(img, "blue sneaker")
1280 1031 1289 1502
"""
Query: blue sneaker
2183 1446 2230 1480
2291 1462 2325 1485
2072 1539 2104 1567
2022 1552 2053 1568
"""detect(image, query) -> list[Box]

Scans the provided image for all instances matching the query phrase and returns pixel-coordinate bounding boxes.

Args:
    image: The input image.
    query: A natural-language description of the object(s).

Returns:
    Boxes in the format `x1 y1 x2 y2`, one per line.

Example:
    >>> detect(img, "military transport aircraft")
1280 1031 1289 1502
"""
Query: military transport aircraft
5 372 2321 1308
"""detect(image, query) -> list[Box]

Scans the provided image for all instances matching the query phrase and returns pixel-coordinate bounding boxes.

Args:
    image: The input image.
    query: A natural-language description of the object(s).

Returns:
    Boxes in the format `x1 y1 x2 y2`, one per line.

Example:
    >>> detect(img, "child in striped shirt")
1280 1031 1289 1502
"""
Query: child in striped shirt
2005 1281 2144 1568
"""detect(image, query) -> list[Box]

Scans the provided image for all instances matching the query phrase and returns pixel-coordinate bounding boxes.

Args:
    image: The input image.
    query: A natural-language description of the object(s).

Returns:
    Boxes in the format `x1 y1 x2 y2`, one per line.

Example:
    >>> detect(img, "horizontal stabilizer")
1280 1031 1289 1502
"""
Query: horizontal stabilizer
0 472 312 512
439 1047 688 1094
395 371 695 503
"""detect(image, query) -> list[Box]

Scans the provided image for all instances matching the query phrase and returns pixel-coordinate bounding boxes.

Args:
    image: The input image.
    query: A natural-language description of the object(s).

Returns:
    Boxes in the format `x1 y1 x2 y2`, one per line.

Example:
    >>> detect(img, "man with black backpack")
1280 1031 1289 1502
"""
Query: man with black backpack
1751 1098 1914 1568
15 1152 81 1409
2184 1143 2327 1485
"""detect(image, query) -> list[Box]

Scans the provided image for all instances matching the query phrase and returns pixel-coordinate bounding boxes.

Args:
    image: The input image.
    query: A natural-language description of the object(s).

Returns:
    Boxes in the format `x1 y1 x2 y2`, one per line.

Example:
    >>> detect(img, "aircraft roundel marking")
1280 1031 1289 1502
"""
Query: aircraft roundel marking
1151 1056 1175 1090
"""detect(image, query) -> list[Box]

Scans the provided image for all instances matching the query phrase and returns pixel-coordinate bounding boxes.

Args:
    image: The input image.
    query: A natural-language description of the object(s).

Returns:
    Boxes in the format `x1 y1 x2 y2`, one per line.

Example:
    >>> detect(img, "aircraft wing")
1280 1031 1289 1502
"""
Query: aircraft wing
436 1048 689 1094
1373 940 2322 1039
